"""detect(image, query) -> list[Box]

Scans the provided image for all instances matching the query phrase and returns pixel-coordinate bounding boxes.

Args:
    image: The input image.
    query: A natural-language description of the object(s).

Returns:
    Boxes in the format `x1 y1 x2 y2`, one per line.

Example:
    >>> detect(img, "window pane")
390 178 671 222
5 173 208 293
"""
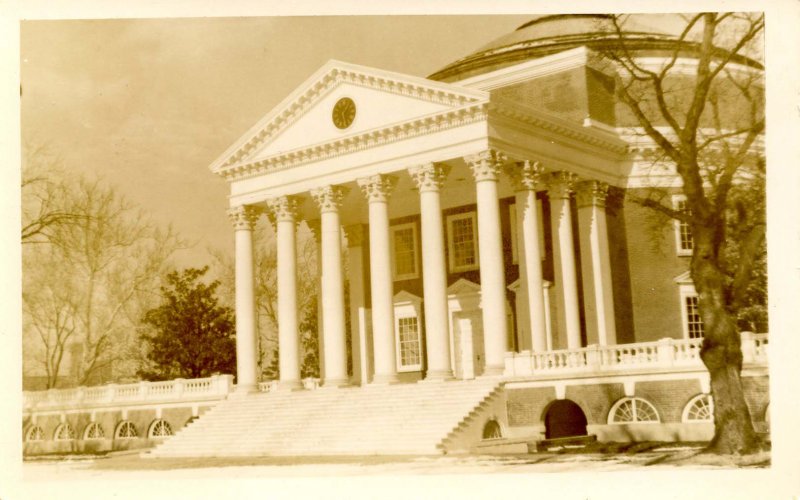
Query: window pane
393 227 416 277
452 216 476 268
398 317 421 367
676 199 694 251
685 295 704 338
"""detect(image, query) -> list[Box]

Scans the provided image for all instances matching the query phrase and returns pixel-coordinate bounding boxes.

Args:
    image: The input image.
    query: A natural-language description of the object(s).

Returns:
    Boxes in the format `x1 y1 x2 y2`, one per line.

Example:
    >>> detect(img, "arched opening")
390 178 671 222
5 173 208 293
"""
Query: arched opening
544 400 588 439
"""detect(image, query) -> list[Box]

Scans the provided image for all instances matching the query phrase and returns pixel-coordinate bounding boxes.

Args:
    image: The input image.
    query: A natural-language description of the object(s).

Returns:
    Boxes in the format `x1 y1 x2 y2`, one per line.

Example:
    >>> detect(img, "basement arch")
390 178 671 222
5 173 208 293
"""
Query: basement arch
543 399 588 439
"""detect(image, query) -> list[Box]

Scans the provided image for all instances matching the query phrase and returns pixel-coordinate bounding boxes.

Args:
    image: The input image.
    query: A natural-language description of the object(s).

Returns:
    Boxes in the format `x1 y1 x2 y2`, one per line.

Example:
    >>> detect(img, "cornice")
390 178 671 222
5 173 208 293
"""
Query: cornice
217 102 489 182
211 61 488 174
489 98 629 156
455 46 612 90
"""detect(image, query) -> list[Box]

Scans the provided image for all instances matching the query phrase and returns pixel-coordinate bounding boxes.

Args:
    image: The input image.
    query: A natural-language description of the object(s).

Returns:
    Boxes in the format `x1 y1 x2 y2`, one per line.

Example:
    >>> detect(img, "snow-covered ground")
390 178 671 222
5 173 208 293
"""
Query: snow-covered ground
11 451 778 500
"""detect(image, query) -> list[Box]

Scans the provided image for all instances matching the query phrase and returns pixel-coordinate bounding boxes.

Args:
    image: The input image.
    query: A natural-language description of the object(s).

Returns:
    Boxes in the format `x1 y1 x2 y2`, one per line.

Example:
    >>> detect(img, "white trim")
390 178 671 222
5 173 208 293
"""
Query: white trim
393 291 424 372
83 422 105 440
455 46 604 90
672 195 693 256
682 394 714 423
25 425 44 442
210 59 489 173
147 419 174 439
114 420 139 440
447 211 480 273
390 222 420 281
678 281 704 340
607 397 661 425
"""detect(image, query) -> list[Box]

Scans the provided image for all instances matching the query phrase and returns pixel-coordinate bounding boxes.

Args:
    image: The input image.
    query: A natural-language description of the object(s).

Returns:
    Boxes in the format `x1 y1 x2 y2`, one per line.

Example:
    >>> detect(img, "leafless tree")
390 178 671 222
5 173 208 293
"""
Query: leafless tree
601 13 765 454
22 162 186 388
209 221 320 378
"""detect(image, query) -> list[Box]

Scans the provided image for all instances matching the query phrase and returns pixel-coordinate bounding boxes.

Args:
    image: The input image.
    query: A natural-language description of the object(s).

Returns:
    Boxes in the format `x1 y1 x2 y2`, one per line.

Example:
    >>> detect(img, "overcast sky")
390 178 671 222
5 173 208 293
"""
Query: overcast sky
20 15 533 268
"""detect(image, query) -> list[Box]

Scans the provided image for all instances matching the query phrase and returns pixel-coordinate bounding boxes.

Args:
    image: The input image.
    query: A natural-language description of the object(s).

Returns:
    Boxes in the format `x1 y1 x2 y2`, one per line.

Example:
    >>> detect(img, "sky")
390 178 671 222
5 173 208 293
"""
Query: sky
20 15 533 268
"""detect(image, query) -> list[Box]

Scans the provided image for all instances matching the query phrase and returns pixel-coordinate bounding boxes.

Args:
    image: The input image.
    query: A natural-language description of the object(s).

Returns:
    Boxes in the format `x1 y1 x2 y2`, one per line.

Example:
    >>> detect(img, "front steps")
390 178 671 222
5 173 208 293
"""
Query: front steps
148 379 501 457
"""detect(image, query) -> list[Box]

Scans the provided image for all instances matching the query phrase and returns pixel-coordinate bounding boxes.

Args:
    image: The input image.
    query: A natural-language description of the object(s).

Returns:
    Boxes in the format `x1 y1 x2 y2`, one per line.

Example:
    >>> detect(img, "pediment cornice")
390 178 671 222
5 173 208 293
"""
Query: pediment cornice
216 101 489 181
489 97 630 156
210 60 489 175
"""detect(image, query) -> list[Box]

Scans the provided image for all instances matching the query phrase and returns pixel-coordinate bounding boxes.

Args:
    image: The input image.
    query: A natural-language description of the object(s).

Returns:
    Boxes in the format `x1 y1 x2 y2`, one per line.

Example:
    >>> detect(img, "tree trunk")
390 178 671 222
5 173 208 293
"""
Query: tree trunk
693 236 760 454
703 343 759 454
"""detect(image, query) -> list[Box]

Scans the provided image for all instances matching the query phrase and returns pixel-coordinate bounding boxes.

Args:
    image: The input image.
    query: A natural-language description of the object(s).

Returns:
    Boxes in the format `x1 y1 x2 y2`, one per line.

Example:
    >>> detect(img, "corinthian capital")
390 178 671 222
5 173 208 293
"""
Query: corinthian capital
357 174 398 203
310 185 349 213
408 162 450 193
546 171 579 200
505 160 544 192
464 149 506 182
266 195 301 223
575 180 610 208
227 205 262 231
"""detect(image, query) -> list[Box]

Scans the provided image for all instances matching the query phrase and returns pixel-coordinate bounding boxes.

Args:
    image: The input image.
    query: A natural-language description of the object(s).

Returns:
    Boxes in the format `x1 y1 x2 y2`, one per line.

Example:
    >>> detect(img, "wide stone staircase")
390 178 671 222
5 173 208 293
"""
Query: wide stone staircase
147 378 502 457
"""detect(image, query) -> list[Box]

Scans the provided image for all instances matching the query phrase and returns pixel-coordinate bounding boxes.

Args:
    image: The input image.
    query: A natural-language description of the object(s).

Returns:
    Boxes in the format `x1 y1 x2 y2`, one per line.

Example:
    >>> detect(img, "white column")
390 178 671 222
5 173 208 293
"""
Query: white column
311 185 349 387
506 160 548 352
344 224 370 385
465 150 509 376
307 220 324 380
266 196 302 390
576 181 617 346
357 174 399 384
408 163 453 380
548 172 582 349
227 205 261 393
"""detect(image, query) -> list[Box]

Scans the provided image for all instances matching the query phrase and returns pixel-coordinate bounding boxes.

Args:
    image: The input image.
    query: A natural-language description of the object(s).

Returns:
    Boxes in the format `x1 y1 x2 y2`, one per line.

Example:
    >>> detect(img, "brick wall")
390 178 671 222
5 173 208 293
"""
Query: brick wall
621 192 688 342
633 379 701 423
506 387 555 427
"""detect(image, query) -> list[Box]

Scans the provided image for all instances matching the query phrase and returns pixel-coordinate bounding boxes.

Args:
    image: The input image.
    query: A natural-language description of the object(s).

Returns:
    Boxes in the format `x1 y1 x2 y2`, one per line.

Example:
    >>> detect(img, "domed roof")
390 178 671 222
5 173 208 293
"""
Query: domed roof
429 14 759 82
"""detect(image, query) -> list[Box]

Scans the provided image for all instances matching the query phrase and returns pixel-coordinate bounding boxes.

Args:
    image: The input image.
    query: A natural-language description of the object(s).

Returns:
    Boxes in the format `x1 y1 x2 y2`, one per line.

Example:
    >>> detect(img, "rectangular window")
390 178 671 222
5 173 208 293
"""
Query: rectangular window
447 212 479 272
673 196 694 256
391 223 419 281
397 316 422 370
685 295 704 339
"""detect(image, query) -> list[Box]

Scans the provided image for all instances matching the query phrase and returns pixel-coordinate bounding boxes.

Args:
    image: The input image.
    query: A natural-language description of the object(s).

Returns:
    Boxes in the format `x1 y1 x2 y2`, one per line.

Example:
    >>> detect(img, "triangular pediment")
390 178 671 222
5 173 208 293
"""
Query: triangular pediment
447 278 482 297
210 60 488 173
393 290 422 305
673 271 693 285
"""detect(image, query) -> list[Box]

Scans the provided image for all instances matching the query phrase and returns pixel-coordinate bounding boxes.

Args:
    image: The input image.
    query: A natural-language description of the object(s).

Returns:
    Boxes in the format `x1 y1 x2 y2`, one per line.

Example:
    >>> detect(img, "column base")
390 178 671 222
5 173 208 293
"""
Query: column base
321 377 349 388
370 373 400 385
277 379 304 391
479 365 506 377
231 383 260 397
423 369 455 382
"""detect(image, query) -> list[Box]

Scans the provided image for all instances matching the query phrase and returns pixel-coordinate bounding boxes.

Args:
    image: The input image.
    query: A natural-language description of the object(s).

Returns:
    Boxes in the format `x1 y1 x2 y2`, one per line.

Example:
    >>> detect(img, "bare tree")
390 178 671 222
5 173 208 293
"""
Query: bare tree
21 144 87 244
209 221 320 378
22 165 186 388
601 13 765 454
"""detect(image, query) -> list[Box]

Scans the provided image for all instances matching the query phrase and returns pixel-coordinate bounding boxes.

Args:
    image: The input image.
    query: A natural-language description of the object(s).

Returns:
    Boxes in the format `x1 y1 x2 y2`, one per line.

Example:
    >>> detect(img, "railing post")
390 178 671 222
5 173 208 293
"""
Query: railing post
586 344 602 370
76 386 86 405
656 338 675 366
740 331 756 363
106 384 117 403
174 378 185 398
138 380 149 400
217 374 234 395
505 352 517 376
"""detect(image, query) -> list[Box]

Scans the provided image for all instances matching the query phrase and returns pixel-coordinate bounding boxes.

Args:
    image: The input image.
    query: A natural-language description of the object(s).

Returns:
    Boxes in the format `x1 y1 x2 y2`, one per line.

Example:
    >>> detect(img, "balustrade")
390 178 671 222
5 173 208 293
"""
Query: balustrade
505 333 767 377
23 374 235 412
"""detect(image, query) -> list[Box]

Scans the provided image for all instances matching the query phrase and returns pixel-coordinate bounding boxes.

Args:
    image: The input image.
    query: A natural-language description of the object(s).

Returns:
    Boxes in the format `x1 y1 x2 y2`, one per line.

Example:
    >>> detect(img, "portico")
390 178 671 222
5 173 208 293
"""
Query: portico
213 60 628 388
